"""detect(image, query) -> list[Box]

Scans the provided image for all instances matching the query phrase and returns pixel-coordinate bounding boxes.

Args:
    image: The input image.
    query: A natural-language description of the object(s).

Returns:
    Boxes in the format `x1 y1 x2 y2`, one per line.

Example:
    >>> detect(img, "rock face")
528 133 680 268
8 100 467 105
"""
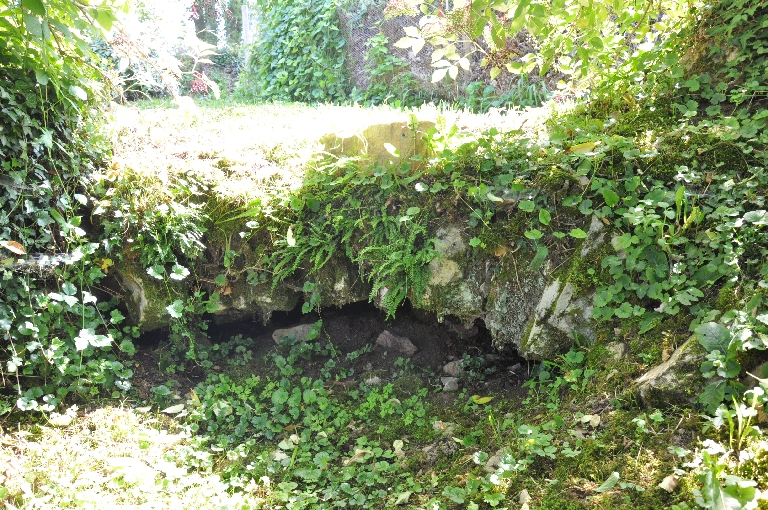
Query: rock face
113 115 608 362
635 336 709 407
414 217 606 359
116 214 607 361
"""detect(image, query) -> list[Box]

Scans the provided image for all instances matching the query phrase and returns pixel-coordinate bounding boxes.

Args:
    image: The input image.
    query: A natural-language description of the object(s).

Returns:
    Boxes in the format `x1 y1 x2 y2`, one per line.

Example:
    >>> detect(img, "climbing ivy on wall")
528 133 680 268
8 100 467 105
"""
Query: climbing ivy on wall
237 0 350 102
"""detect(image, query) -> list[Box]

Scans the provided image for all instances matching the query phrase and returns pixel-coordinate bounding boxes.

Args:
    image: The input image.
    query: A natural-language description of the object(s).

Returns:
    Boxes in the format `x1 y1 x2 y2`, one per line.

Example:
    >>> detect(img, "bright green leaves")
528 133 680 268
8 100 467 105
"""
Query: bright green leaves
569 228 587 239
166 300 184 319
74 328 113 351
242 0 350 102
22 0 46 16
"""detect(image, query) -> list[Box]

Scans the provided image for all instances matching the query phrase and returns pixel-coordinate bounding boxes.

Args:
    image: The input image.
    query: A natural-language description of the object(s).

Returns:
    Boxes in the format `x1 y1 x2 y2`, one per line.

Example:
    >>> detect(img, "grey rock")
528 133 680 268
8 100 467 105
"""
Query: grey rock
272 324 314 344
605 341 627 360
432 420 458 437
375 330 417 356
484 449 505 473
443 360 464 377
421 444 439 466
635 336 709 407
519 279 595 359
519 489 531 504
441 377 459 392
440 441 459 456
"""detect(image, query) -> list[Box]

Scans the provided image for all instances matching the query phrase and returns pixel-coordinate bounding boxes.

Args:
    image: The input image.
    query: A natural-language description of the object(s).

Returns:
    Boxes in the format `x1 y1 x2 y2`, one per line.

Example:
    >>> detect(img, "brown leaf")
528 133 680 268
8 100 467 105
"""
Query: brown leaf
658 474 679 493
0 241 26 255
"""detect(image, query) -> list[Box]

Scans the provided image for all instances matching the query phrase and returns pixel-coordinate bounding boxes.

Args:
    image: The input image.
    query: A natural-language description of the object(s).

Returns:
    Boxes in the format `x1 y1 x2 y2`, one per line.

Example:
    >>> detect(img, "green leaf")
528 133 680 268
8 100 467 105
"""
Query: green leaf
696 322 731 353
22 0 45 16
602 188 620 207
95 9 115 32
525 229 543 240
442 486 467 504
394 491 412 505
110 309 125 324
166 300 184 319
170 264 190 281
68 85 88 101
469 237 483 248
405 206 420 216
23 13 42 39
698 380 726 413
530 244 548 270
519 200 536 212
569 228 587 239
161 404 185 414
539 209 551 225
595 472 620 493
743 210 768 225
147 265 164 280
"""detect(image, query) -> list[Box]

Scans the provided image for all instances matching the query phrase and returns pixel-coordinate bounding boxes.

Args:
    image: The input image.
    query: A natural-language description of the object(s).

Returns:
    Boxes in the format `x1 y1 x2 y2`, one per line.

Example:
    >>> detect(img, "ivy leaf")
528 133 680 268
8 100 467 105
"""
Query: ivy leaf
110 309 125 324
539 209 551 225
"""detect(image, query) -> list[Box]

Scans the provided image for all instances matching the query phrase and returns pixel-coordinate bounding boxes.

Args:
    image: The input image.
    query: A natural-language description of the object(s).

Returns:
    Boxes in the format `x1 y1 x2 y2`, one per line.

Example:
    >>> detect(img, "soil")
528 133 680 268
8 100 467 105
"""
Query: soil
130 300 532 404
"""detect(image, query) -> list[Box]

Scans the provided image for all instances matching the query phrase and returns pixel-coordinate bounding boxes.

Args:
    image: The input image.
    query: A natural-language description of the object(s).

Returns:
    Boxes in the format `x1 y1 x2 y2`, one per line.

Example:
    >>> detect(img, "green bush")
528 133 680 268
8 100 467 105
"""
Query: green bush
236 0 350 102
0 2 137 411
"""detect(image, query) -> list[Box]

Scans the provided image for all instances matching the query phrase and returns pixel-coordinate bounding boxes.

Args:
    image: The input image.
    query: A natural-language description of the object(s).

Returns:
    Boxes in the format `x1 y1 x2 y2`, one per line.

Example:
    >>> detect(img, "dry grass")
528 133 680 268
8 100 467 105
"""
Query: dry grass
106 100 549 204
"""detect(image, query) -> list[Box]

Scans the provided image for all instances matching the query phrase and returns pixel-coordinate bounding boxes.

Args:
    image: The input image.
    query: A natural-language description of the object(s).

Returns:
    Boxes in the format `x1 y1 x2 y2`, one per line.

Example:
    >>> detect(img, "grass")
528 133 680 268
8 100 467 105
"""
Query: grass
0 406 266 509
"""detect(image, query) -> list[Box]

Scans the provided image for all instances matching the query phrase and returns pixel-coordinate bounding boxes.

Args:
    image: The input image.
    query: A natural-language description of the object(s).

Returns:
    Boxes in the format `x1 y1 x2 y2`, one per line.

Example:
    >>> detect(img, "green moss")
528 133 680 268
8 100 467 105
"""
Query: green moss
560 242 613 294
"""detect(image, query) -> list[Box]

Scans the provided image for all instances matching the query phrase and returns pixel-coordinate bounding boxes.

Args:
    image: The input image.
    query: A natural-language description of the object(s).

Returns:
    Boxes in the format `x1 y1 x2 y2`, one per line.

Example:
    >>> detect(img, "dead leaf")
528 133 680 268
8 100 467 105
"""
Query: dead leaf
394 491 412 505
658 474 679 493
343 448 371 466
286 226 296 247
0 241 26 255
48 414 73 427
661 346 673 362
566 140 602 155
161 403 185 414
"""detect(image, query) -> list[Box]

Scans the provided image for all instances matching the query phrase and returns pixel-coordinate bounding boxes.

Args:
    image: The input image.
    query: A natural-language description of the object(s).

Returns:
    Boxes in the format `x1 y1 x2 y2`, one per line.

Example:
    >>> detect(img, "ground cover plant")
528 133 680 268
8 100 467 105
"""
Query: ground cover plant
2 0 768 509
